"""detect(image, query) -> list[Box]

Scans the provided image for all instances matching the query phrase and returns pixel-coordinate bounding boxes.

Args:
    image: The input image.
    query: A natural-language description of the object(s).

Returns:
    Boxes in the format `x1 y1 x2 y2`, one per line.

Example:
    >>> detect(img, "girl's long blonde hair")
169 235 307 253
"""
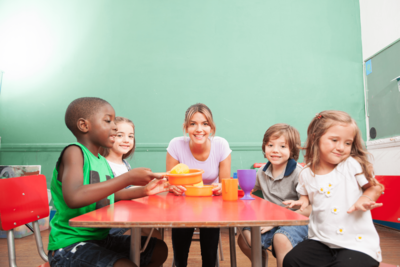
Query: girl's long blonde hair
303 110 381 187
100 117 135 160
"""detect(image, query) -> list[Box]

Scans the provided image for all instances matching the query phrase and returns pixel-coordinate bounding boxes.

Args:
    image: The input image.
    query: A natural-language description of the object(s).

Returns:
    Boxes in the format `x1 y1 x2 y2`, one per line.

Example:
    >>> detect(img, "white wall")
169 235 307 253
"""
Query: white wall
360 0 400 175
359 0 400 60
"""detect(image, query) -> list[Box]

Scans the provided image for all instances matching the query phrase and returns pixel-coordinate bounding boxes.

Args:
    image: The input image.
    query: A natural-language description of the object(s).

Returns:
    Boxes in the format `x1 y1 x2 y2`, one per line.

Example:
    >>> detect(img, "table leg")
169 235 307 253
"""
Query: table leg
251 226 262 267
160 228 164 267
228 227 237 267
130 227 141 266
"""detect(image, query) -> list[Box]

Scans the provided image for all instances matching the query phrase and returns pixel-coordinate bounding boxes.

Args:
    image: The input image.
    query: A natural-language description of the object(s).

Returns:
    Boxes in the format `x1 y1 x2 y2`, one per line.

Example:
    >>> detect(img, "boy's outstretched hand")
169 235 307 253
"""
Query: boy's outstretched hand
128 168 165 186
145 178 169 196
347 197 383 213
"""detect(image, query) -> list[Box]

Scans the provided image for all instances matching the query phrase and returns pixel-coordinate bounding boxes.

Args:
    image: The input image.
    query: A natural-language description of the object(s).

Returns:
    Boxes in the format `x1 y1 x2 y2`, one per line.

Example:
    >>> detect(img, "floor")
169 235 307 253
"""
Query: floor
0 225 399 267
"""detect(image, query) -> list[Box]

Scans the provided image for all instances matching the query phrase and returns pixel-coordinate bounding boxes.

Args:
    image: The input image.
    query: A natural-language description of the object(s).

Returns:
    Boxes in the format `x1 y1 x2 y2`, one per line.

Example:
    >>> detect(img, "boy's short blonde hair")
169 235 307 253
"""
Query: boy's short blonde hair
261 123 301 161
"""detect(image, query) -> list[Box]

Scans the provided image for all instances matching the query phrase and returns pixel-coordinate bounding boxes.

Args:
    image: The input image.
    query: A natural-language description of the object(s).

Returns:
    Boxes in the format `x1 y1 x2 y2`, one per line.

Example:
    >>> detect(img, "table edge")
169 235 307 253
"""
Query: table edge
70 219 309 228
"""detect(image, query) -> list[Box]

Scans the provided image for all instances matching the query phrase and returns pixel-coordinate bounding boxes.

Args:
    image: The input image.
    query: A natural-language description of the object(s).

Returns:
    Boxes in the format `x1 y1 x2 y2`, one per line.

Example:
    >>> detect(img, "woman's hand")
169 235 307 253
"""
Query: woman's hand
144 178 169 196
169 185 186 196
212 183 222 196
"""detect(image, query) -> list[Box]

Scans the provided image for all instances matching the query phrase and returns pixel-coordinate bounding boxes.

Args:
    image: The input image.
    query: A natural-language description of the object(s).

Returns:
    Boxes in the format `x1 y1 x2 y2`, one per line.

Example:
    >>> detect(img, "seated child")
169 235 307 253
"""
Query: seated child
100 116 162 239
47 97 168 267
283 111 383 267
237 123 311 267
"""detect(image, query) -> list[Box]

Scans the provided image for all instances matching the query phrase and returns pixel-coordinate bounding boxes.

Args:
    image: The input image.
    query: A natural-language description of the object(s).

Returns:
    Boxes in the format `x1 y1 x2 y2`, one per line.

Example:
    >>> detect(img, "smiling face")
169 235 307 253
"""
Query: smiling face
112 122 135 157
186 112 212 146
88 104 117 148
318 123 355 169
264 135 291 168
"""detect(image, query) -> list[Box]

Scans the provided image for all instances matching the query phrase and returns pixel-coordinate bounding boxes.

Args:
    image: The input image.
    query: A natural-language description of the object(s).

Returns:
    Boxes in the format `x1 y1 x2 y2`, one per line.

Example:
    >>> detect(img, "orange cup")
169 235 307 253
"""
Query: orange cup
222 178 238 201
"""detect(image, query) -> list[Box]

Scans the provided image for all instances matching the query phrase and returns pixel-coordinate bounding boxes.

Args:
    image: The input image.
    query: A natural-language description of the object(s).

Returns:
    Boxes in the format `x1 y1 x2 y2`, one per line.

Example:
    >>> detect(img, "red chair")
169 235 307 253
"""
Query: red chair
253 163 267 168
0 175 49 267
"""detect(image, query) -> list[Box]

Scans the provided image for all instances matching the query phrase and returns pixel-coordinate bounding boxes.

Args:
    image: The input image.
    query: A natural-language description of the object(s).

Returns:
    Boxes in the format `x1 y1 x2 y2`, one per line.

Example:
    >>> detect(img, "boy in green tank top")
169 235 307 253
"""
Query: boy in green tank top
48 97 168 267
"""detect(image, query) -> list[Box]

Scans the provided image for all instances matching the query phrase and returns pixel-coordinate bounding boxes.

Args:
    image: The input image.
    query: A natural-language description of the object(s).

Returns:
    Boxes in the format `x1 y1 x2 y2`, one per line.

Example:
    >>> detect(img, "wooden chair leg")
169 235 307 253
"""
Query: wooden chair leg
6 229 17 267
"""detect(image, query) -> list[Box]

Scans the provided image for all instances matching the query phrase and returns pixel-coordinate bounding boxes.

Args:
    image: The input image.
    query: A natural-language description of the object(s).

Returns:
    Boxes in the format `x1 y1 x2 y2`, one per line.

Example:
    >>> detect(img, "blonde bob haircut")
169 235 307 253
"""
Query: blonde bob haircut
100 116 135 160
303 110 382 188
262 123 301 161
183 103 216 136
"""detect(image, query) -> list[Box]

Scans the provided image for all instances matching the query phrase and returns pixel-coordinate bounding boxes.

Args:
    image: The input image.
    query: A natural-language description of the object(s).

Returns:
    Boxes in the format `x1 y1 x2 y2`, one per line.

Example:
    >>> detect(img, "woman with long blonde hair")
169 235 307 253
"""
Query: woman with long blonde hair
166 103 232 267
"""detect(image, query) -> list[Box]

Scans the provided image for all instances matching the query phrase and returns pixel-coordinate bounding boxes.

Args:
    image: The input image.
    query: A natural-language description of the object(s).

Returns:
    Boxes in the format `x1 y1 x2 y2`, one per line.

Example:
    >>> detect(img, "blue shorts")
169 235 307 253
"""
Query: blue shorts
243 225 308 257
48 234 156 267
109 227 129 236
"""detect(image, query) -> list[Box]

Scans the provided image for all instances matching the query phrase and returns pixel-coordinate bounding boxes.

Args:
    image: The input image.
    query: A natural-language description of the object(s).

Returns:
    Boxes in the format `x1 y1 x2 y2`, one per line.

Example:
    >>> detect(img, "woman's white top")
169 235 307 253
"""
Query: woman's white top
297 157 382 262
167 136 232 185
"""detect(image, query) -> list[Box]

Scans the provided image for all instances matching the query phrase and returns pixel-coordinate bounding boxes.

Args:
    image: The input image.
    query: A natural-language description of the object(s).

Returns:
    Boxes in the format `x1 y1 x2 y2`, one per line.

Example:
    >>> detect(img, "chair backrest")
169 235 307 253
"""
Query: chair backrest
0 175 49 231
252 190 264 199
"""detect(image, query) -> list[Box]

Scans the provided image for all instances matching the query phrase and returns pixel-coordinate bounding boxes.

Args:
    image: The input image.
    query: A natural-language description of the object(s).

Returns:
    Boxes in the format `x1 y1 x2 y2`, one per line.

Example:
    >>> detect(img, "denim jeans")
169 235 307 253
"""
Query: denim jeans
48 234 156 267
109 228 128 236
243 225 308 257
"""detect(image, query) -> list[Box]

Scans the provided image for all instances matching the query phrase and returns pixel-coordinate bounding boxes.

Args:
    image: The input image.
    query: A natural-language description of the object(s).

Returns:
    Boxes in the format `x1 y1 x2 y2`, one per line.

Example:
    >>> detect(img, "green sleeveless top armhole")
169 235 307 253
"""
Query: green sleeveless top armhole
48 142 115 250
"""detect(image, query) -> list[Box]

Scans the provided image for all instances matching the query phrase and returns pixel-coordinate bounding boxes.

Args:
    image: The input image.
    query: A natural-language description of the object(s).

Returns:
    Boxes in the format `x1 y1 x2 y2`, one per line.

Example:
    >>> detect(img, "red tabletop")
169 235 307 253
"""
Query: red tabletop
70 193 308 228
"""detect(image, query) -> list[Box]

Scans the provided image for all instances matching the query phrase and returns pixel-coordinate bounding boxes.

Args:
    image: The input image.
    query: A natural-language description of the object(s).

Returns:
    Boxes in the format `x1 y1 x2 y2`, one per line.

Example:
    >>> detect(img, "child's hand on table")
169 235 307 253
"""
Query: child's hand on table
169 185 186 196
261 226 274 234
212 183 222 196
283 197 309 212
128 168 165 186
145 178 169 196
347 196 383 213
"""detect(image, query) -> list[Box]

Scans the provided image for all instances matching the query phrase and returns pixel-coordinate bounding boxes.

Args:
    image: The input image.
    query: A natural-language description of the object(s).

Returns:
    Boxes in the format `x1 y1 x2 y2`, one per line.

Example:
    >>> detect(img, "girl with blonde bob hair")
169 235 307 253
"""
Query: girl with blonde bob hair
283 110 383 267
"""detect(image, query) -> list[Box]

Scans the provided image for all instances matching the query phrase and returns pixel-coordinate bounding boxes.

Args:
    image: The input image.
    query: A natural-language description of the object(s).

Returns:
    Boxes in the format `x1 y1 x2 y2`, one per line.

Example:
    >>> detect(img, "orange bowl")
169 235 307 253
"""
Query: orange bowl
167 169 204 185
184 185 213 197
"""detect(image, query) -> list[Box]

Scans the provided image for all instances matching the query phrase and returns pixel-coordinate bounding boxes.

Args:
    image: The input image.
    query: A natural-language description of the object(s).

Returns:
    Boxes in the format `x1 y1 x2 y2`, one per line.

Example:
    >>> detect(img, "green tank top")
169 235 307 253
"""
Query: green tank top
48 142 115 250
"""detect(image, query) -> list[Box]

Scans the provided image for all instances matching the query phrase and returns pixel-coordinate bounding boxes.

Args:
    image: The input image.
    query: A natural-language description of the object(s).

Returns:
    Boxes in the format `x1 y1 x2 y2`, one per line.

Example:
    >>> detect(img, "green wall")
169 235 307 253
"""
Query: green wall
0 0 365 187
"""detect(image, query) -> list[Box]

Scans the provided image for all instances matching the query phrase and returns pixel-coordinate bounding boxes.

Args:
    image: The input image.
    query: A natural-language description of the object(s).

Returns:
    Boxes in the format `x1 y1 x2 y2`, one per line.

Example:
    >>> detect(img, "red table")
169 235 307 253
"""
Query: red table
70 193 308 267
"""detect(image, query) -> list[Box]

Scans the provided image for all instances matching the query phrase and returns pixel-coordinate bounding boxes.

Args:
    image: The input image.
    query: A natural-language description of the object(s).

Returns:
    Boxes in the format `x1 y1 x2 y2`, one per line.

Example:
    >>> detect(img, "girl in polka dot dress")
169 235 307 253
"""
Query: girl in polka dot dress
282 110 383 267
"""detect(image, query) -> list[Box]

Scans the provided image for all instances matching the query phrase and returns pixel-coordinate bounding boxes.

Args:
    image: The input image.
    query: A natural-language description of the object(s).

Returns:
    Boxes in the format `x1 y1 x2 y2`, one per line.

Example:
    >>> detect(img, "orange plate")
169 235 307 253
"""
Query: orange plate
184 185 213 197
167 169 204 185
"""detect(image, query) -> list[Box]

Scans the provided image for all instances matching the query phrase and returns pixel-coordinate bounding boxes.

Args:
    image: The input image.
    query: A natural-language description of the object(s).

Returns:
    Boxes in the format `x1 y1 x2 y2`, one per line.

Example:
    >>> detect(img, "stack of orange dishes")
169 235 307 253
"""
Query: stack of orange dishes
184 185 213 197
166 169 204 185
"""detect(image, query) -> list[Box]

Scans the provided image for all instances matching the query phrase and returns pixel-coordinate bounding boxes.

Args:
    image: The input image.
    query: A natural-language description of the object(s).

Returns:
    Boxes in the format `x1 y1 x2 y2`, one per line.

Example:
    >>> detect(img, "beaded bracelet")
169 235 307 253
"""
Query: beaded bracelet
361 195 373 201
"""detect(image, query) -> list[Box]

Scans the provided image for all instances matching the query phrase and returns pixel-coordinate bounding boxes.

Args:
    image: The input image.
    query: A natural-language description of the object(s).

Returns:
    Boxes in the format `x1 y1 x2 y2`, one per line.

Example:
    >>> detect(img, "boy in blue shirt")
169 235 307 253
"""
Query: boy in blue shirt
237 124 311 267
48 97 168 267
